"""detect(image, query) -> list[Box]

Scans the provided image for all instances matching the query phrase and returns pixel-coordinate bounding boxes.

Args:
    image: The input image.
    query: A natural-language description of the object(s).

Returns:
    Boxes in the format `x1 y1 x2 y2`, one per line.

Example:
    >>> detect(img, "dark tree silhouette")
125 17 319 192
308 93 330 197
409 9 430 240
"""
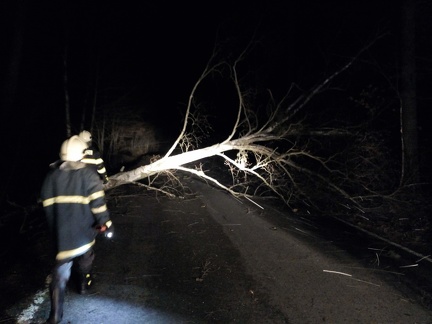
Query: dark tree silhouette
399 0 419 185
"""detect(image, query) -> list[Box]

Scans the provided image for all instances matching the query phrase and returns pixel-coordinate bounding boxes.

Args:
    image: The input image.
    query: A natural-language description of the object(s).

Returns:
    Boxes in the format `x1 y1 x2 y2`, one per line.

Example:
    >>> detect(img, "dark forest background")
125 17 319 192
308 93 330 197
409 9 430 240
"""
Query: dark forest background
1 0 431 248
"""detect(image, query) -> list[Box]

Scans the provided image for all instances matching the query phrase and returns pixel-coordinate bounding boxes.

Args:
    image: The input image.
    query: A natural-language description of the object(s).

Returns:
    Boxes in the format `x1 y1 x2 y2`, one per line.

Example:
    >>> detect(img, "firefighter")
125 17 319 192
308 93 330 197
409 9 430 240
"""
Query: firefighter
41 135 114 324
78 130 110 184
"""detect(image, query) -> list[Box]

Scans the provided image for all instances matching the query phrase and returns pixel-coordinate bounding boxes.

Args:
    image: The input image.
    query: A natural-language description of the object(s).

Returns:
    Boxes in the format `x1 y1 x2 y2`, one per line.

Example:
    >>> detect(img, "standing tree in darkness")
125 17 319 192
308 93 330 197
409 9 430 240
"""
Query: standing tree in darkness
0 0 26 208
399 0 419 185
63 45 72 138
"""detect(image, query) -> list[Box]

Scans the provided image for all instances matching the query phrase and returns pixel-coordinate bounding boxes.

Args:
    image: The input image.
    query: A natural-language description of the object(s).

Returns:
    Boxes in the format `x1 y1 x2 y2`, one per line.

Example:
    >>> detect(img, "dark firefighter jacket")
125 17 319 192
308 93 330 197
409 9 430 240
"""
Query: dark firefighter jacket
41 161 111 261
81 145 109 183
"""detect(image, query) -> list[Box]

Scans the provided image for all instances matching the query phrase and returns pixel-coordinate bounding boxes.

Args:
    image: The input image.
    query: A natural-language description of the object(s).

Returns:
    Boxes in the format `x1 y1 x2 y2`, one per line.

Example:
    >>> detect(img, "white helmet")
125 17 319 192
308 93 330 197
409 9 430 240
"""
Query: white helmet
78 130 92 143
60 135 87 161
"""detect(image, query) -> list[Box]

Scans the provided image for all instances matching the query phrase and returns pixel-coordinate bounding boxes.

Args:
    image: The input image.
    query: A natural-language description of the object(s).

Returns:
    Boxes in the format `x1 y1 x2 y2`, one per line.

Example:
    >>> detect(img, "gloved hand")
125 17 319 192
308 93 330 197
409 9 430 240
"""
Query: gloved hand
103 175 109 184
95 220 114 238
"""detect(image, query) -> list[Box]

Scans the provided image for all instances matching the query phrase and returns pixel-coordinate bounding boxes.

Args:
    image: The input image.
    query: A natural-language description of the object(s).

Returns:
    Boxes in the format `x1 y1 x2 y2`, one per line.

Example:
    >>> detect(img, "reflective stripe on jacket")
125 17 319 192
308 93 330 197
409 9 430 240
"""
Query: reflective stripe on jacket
81 147 108 179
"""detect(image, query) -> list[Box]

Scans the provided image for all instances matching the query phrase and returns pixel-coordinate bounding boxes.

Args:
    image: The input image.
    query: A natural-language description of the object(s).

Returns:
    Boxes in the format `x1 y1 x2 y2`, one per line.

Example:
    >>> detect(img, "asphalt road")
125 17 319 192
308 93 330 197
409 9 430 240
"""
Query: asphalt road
190 180 432 323
6 176 432 323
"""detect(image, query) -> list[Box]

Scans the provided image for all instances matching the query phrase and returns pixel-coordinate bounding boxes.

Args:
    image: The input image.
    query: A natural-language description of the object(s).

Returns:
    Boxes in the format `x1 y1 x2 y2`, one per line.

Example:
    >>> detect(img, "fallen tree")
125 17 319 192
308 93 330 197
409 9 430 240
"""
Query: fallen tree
104 44 371 212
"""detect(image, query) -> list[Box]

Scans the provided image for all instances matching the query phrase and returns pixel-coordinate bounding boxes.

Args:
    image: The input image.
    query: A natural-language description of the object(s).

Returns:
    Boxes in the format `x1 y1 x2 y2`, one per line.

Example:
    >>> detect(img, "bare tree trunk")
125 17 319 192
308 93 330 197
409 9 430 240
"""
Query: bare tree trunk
1 0 25 119
90 56 100 133
400 0 418 185
63 46 72 138
0 0 26 208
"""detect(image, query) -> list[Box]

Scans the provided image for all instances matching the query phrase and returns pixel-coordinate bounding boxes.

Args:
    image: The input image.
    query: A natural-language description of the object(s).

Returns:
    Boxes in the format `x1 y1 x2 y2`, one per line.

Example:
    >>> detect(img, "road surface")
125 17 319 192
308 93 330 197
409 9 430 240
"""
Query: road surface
5 176 432 323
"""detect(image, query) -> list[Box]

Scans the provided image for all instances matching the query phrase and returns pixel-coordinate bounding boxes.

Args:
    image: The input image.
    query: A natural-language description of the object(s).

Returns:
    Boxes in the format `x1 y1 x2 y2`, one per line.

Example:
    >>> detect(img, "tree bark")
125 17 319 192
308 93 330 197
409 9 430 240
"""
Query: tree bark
63 46 72 138
400 0 419 185
0 0 26 208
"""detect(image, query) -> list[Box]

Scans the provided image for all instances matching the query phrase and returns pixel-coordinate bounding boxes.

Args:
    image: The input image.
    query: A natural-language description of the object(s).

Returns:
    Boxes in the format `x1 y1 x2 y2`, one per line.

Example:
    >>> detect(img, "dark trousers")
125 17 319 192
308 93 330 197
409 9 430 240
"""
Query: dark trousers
47 249 95 323
51 248 95 287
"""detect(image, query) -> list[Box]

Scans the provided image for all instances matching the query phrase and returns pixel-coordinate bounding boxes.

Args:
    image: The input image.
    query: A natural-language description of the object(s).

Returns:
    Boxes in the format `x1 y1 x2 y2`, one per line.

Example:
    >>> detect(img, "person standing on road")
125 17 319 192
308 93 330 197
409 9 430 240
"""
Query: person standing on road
41 135 113 324
78 130 110 184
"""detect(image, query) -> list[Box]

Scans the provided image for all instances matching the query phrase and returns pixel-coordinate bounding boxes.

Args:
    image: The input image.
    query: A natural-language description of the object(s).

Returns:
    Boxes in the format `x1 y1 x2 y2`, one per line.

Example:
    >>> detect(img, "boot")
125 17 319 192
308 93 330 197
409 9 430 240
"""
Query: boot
46 285 65 324
78 273 93 294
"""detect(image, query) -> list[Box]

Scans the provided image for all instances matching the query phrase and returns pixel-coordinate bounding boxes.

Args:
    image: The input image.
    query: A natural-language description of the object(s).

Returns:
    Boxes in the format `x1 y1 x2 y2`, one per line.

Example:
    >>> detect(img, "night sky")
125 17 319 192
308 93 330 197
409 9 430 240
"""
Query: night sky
1 0 431 204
